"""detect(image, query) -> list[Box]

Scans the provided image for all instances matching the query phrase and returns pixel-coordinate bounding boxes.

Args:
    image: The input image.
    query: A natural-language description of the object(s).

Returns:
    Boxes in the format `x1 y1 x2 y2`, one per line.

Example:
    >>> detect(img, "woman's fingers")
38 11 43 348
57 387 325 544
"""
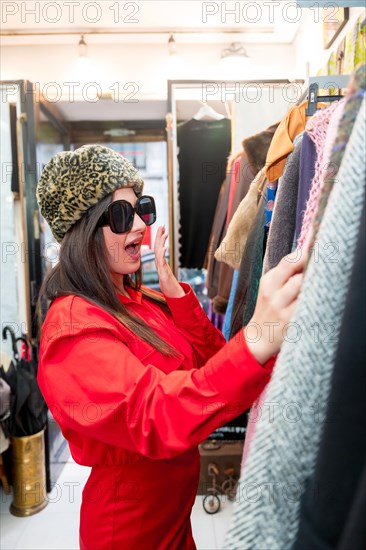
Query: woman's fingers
154 225 164 248
153 227 185 299
272 272 304 311
282 299 299 326
267 250 307 290
161 230 168 251
153 226 162 253
154 226 168 267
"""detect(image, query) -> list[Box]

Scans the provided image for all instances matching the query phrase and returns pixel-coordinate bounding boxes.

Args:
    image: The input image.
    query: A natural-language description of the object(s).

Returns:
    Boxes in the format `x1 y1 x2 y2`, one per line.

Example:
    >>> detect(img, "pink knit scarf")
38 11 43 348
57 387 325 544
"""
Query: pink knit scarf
297 100 345 252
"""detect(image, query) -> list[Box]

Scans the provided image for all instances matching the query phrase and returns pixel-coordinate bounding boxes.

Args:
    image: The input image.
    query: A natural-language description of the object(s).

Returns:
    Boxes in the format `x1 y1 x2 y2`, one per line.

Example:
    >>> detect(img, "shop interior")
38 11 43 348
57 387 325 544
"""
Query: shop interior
1 1 365 549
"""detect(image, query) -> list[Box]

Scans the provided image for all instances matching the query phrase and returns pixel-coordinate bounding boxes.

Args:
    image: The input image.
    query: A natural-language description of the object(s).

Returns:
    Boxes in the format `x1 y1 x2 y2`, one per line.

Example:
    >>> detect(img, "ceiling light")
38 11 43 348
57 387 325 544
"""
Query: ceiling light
221 42 250 62
168 34 177 56
78 35 87 58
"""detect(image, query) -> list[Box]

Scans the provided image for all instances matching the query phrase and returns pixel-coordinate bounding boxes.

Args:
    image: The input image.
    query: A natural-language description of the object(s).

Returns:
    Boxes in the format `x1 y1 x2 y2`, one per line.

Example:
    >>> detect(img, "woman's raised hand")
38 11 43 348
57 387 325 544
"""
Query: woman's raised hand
154 226 185 299
154 228 306 363
246 251 307 365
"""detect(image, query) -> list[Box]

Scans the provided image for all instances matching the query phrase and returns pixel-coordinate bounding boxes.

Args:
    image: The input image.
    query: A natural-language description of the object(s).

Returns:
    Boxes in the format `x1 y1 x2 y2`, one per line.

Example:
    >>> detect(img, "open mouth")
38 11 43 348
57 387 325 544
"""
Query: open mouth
124 241 141 259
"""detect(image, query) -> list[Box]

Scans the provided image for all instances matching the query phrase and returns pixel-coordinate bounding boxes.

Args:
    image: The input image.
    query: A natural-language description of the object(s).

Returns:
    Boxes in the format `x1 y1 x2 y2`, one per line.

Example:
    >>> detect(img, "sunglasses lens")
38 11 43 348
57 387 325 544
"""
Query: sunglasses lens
137 196 156 226
104 196 156 234
110 201 134 233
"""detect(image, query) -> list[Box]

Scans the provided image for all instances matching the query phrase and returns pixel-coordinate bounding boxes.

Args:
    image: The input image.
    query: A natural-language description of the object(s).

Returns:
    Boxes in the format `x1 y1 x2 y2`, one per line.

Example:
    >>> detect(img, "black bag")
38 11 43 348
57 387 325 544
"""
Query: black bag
1 326 48 437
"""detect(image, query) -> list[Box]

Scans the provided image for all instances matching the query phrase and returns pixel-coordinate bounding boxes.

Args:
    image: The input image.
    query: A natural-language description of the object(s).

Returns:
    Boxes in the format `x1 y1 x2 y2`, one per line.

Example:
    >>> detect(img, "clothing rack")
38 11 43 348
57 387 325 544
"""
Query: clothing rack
305 75 350 116
167 79 304 275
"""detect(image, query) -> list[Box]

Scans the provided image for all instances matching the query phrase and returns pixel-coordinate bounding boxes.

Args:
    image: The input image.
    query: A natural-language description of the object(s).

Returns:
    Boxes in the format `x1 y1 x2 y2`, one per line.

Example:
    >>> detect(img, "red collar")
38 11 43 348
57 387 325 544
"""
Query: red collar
117 286 143 305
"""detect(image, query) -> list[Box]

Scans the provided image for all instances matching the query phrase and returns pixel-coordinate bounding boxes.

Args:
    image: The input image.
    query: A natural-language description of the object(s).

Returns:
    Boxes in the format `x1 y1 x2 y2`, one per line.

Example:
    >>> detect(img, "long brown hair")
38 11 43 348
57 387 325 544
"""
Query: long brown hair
36 192 180 357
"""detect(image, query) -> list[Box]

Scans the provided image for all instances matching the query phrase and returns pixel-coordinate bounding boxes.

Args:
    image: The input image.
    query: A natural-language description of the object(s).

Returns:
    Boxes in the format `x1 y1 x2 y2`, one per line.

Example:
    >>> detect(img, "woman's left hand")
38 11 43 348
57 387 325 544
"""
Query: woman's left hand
154 226 185 299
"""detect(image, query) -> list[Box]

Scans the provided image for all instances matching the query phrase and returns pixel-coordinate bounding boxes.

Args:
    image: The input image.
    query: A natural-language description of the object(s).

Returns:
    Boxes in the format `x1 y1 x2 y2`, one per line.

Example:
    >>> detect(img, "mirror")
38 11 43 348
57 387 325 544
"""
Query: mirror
0 83 29 358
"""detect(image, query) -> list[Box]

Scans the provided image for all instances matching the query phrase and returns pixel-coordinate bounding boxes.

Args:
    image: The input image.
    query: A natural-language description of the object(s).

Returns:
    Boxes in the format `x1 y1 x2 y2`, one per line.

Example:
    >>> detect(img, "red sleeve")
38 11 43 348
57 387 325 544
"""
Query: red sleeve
38 296 275 460
164 282 226 366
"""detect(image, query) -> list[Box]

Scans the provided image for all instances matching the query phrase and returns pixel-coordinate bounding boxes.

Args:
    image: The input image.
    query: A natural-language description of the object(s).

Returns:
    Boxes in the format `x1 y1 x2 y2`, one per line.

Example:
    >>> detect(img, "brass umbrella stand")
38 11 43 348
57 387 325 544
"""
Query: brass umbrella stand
1 326 48 517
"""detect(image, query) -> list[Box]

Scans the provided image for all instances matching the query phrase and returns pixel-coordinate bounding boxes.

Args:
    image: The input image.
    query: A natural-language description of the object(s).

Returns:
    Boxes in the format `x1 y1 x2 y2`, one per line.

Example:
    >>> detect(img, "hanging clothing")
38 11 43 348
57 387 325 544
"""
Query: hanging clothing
223 270 239 341
226 155 243 227
206 167 233 301
224 94 366 550
229 195 266 339
311 63 366 248
37 283 275 550
264 180 278 230
207 300 225 331
207 123 278 312
177 118 231 268
243 122 280 176
214 123 279 271
227 153 254 223
294 132 317 243
215 169 267 270
296 99 344 251
223 122 280 319
206 152 243 302
262 137 302 273
243 132 301 463
338 465 366 550
293 189 366 550
265 100 307 182
212 156 240 314
212 262 234 314
241 227 268 327
228 123 279 224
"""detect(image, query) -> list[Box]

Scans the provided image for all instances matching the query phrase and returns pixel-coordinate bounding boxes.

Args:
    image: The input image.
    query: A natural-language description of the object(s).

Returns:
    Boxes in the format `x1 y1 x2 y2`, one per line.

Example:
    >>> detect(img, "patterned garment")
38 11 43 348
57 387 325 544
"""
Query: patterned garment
310 63 366 249
296 100 340 251
264 180 278 230
224 96 366 550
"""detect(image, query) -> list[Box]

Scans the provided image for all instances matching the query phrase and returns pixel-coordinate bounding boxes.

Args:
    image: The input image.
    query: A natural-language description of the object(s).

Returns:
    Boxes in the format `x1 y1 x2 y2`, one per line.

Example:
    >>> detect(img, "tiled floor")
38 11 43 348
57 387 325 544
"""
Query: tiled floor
1 457 234 550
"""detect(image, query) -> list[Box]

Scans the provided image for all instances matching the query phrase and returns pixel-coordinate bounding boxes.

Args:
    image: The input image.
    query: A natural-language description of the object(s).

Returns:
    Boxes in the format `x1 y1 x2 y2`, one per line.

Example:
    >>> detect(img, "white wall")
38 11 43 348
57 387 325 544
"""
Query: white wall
295 6 366 79
1 42 297 104
232 85 300 152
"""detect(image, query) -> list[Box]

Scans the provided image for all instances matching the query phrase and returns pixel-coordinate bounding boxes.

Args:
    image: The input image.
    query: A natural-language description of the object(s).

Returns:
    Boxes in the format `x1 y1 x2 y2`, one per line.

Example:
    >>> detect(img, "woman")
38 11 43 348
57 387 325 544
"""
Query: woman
36 145 304 550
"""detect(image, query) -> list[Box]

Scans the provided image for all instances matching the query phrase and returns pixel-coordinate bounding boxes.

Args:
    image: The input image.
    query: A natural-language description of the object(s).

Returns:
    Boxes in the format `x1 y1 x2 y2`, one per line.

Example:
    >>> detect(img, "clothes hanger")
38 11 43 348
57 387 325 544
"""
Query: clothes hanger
305 83 344 116
224 100 232 119
192 101 226 121
304 75 350 116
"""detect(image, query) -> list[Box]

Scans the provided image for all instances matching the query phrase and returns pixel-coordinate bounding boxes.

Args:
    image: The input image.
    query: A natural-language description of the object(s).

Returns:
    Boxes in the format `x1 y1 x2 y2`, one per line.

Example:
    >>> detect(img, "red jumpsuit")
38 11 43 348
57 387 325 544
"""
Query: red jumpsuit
38 283 275 550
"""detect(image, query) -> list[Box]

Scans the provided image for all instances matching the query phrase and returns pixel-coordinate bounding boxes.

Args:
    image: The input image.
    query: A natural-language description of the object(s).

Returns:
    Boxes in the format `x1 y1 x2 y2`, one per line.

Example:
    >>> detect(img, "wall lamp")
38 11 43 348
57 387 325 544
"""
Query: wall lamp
168 34 178 56
78 35 88 58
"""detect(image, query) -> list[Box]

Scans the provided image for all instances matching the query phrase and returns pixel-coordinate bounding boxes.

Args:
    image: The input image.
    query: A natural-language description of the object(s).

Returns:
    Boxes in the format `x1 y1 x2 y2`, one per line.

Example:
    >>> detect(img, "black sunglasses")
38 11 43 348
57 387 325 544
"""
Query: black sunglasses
99 195 156 234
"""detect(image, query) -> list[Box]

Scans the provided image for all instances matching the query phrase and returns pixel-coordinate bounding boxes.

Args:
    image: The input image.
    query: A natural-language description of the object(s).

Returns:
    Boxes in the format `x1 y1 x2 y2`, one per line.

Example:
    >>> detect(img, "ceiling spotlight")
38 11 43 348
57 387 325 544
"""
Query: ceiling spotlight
78 35 88 58
168 34 178 56
221 42 250 62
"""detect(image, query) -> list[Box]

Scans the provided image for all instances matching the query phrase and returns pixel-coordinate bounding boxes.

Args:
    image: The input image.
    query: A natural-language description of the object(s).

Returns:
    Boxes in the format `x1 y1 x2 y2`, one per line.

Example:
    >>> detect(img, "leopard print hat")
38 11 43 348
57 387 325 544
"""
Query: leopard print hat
36 144 144 243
